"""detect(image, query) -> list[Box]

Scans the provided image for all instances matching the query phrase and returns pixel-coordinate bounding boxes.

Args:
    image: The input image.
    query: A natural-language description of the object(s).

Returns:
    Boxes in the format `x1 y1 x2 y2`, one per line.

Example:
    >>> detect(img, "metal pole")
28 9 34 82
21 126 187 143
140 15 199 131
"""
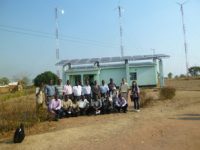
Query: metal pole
177 2 189 76
118 5 124 57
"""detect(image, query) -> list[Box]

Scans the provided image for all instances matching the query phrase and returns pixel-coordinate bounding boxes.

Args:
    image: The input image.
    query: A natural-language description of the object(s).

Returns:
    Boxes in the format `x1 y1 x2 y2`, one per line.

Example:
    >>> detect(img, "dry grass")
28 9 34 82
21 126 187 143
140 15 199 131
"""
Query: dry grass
0 87 35 101
0 89 47 134
140 90 154 107
165 78 200 91
0 96 34 133
159 86 176 100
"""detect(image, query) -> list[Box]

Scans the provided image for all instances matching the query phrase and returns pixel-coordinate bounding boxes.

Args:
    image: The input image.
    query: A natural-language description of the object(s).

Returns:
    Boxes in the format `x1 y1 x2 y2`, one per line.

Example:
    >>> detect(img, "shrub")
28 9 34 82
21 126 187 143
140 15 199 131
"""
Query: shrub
140 90 154 107
159 86 176 100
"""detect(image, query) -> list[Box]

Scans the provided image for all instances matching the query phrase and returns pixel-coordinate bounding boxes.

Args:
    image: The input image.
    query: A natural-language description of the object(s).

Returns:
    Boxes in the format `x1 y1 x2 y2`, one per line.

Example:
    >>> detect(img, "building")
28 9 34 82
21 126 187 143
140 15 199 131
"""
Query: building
56 54 169 87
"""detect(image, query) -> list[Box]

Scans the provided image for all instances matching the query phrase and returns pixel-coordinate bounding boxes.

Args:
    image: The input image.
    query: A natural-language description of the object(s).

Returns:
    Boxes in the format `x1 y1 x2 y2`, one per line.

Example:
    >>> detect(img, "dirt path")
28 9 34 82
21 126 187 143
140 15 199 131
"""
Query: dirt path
0 91 200 150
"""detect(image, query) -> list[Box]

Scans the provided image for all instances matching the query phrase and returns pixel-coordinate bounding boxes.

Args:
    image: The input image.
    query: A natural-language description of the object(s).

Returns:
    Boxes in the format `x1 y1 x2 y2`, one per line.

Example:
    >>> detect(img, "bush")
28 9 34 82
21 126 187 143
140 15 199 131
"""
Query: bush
159 86 176 100
140 90 154 107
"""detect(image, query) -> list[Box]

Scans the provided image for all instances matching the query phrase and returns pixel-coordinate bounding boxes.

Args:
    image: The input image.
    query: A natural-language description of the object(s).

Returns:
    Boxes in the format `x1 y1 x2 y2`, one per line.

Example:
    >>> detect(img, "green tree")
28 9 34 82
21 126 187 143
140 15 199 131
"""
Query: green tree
33 71 59 86
0 77 10 85
188 66 200 77
168 72 173 79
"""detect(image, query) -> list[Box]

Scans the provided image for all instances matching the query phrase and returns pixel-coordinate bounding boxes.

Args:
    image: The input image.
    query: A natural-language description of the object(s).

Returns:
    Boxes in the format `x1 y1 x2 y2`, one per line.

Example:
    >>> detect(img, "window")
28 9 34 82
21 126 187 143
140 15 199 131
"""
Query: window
130 72 137 80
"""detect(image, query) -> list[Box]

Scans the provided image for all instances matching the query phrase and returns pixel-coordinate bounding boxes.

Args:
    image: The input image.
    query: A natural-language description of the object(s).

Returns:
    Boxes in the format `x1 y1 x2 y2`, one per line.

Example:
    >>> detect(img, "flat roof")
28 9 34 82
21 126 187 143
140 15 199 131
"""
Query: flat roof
67 62 155 70
56 54 169 66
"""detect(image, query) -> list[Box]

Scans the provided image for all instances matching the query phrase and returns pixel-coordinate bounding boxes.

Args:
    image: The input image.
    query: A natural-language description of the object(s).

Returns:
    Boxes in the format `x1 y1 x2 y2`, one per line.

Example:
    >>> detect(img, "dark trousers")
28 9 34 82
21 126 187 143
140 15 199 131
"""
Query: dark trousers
52 109 63 119
133 97 140 110
115 104 128 113
84 94 91 103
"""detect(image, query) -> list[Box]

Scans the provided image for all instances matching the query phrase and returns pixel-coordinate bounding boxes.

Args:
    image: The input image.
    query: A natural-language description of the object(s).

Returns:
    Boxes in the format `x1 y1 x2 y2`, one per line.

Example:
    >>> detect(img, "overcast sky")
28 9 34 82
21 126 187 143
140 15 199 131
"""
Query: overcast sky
0 0 200 80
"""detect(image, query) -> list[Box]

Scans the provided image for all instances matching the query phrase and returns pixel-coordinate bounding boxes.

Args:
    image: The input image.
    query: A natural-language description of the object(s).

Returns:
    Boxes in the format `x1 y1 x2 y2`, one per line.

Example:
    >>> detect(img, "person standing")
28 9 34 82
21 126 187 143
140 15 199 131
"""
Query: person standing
55 79 64 100
108 78 117 96
82 80 92 103
119 78 129 104
35 82 45 113
131 81 140 112
45 79 56 106
100 80 109 98
92 80 101 101
72 80 82 101
63 80 73 100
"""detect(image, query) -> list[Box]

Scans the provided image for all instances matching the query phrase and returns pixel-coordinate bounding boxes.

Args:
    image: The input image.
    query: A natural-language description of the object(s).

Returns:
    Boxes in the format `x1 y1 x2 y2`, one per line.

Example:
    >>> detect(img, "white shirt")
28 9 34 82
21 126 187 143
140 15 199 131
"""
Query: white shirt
78 99 89 109
73 85 82 96
82 85 91 95
63 84 73 95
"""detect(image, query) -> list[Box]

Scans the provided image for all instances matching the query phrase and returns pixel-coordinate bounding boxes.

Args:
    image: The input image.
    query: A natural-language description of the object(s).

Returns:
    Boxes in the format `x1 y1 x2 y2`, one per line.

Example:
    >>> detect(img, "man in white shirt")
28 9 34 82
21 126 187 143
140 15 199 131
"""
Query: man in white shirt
82 80 91 103
78 95 90 115
73 81 82 101
63 80 73 100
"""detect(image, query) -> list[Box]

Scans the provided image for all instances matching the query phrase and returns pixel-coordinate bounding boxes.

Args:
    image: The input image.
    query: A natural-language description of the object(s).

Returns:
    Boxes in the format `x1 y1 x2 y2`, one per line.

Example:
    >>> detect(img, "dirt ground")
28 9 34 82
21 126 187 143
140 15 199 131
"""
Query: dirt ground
0 80 200 150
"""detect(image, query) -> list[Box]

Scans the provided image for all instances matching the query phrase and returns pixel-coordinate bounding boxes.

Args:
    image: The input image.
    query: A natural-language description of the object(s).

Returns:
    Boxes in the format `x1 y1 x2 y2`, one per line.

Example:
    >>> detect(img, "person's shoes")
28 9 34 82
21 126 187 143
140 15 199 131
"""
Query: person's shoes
136 109 140 112
96 110 101 115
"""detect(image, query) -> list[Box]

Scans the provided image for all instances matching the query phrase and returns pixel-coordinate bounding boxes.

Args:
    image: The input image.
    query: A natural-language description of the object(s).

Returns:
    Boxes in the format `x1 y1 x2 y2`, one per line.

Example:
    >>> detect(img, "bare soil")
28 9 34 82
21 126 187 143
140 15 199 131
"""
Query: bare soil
0 80 200 150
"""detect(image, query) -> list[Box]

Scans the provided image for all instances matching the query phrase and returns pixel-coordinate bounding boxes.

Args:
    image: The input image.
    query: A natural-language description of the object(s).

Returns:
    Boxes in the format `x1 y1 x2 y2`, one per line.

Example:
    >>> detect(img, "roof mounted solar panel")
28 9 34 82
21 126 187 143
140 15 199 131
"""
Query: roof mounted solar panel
100 57 111 63
56 54 170 66
89 58 100 63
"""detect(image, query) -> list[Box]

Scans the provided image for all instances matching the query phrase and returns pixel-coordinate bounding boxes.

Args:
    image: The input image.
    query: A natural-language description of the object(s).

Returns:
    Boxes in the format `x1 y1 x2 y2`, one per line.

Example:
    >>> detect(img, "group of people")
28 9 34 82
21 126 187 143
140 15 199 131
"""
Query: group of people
35 78 140 121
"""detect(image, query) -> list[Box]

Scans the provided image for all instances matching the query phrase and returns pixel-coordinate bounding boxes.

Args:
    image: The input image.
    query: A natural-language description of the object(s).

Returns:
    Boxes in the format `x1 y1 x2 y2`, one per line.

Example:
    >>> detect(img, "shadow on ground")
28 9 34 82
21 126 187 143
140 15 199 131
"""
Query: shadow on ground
169 114 200 121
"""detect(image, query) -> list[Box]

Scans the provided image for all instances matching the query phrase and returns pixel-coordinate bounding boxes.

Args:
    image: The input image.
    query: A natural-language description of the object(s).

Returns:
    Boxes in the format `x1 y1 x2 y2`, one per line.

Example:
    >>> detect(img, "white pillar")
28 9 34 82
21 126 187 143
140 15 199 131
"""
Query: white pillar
159 59 164 87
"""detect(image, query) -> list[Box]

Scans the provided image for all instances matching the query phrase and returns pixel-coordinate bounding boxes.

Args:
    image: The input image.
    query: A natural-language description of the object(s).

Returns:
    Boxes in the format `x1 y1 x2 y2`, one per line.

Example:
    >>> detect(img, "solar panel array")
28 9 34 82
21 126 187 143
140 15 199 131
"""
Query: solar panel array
56 54 169 66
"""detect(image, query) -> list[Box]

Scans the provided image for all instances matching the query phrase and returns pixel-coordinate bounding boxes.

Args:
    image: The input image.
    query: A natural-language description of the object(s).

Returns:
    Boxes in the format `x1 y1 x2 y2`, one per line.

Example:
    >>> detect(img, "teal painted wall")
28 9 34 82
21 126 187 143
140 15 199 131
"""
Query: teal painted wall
99 67 126 86
62 63 158 87
129 65 157 86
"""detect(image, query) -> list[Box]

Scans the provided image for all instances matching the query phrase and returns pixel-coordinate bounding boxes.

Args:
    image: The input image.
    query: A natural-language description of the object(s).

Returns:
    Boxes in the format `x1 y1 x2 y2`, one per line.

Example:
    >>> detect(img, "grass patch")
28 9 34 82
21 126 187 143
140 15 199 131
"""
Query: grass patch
159 86 176 100
0 94 48 135
0 87 35 101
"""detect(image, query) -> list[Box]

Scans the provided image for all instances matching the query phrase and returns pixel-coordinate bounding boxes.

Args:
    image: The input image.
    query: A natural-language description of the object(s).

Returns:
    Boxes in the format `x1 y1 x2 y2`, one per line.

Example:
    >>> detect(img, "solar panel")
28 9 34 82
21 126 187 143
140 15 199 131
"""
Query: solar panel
77 58 90 64
56 54 170 66
89 58 100 63
100 57 111 63
69 59 80 64
110 56 121 62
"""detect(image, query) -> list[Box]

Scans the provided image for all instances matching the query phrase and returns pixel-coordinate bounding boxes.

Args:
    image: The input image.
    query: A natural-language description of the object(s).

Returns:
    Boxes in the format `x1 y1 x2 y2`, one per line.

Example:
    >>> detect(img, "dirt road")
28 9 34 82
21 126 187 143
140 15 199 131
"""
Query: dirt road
0 90 200 150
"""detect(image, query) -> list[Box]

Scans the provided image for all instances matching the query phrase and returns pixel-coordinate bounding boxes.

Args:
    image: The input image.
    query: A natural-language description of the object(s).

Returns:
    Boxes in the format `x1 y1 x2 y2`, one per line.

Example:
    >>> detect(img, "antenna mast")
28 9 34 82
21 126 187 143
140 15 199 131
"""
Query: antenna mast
55 7 60 77
55 7 64 78
118 5 124 57
177 1 189 76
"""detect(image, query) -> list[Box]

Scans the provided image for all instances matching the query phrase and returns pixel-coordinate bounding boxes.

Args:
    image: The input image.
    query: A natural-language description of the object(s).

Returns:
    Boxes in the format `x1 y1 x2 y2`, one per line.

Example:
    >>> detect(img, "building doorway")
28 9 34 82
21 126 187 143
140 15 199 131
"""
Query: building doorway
83 74 95 86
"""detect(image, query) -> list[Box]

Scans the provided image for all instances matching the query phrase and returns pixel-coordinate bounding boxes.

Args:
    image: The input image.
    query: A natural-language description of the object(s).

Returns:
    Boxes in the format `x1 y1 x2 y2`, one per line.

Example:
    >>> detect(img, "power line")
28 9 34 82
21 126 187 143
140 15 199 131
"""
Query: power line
0 24 118 48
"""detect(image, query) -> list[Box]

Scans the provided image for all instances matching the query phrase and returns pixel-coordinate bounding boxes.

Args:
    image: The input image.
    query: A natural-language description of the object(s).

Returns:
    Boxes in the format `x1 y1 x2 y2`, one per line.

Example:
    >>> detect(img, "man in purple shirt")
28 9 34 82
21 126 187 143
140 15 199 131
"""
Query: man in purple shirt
48 94 62 121
115 93 128 113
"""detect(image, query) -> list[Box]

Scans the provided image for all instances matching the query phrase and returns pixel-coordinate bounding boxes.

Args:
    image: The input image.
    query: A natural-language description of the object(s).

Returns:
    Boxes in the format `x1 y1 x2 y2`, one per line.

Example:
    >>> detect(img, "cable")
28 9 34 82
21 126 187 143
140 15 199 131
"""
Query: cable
0 24 118 48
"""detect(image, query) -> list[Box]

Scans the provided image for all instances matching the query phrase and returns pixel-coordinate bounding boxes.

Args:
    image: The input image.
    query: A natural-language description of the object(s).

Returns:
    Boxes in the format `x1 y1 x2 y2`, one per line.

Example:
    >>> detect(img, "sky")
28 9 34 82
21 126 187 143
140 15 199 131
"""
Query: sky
0 0 200 81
